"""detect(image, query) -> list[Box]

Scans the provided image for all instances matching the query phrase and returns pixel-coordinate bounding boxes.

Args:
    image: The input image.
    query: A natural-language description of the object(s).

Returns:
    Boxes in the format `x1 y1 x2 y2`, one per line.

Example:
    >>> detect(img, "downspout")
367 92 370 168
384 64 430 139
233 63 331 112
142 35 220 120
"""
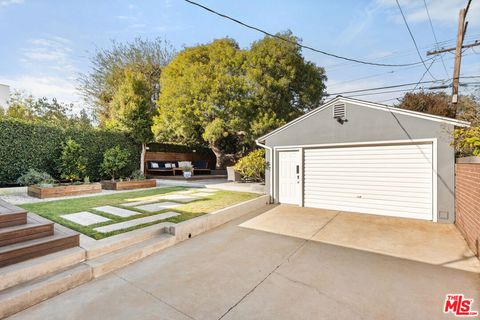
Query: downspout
255 139 273 203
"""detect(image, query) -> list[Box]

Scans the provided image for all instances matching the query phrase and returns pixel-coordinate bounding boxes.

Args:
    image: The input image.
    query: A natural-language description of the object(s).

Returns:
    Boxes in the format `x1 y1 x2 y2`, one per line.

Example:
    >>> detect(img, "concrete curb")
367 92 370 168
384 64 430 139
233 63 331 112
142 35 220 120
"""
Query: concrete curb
169 195 270 242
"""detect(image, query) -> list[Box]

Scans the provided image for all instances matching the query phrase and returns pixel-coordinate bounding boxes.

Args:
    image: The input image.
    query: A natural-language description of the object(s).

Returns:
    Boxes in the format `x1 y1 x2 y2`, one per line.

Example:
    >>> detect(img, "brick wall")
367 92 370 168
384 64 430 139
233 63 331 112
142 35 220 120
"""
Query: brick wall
455 160 480 257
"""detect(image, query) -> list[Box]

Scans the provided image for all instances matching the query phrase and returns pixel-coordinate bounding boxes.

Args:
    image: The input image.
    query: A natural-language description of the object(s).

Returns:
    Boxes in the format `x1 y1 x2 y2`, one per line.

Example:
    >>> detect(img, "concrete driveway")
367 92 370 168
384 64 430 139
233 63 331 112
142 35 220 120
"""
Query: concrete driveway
9 205 480 320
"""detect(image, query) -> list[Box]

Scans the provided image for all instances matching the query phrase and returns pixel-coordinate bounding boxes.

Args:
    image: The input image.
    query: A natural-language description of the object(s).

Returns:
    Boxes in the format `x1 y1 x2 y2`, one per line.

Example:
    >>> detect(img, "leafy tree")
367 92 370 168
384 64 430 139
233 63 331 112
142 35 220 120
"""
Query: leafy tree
107 68 154 172
101 146 130 181
154 33 326 168
58 138 87 182
246 32 327 140
79 37 175 127
3 90 93 127
397 91 479 124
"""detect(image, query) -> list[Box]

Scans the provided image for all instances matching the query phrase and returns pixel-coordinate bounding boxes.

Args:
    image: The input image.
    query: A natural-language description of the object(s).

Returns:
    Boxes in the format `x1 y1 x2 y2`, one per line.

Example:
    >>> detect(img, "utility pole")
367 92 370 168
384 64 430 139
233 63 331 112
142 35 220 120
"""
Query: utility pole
426 0 479 104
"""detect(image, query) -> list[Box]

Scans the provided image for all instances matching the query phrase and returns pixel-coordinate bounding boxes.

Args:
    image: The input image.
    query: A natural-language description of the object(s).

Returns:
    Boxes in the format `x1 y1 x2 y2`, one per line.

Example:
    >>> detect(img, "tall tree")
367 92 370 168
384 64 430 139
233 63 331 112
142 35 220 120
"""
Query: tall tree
109 68 154 172
79 37 175 127
154 33 326 168
397 91 479 124
246 32 327 141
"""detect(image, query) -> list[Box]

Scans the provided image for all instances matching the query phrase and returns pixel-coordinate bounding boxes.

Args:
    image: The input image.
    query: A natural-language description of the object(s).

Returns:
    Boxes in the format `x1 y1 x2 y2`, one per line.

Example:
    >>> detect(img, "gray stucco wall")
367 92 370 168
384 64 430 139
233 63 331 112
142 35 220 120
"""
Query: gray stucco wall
262 101 456 223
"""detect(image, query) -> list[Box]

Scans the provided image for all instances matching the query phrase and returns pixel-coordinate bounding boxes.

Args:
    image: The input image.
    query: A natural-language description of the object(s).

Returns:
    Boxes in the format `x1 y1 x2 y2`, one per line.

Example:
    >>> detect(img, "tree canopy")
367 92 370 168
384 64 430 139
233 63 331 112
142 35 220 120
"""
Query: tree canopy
79 37 175 127
0 91 92 128
153 33 327 168
396 91 480 124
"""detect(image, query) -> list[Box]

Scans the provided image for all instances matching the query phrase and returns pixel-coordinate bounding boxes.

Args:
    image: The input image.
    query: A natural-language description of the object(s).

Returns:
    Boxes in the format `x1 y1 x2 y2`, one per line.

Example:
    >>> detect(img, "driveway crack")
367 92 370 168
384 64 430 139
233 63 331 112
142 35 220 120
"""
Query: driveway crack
113 272 197 320
217 211 340 320
275 272 365 319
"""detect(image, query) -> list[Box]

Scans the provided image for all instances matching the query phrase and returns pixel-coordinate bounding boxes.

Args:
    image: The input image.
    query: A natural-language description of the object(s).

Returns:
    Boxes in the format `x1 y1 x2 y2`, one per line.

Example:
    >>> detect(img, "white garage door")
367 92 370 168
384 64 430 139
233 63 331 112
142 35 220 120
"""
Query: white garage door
303 143 433 220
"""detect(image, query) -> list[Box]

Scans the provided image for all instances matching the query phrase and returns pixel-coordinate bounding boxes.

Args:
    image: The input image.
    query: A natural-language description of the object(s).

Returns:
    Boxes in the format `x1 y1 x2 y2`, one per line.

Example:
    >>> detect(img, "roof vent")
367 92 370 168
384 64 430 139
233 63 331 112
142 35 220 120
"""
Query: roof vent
333 103 346 120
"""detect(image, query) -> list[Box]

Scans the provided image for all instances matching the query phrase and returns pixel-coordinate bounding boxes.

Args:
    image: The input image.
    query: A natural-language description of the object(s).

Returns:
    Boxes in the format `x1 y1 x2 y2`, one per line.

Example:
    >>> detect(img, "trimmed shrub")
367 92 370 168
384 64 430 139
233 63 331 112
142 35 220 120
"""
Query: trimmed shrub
234 149 267 182
130 169 146 180
16 169 55 186
0 118 140 185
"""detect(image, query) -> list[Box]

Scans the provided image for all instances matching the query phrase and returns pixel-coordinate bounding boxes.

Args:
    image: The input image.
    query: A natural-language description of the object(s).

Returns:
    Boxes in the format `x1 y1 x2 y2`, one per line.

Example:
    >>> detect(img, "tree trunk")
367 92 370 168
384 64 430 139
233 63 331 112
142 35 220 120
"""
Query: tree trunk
210 142 227 169
140 143 146 173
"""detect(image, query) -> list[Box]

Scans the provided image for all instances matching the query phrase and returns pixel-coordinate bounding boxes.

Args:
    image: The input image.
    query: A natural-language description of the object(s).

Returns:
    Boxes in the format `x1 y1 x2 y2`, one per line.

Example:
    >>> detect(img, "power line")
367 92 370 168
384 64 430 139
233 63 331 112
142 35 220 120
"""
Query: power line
327 79 448 96
327 76 480 96
413 56 438 91
395 0 437 80
184 0 432 68
423 0 450 77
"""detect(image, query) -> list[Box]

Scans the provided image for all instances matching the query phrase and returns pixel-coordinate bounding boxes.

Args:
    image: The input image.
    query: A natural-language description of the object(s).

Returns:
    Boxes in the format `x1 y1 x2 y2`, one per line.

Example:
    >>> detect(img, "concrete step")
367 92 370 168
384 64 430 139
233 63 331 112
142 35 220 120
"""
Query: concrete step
0 247 86 291
0 263 92 319
86 233 175 278
0 221 54 247
0 233 79 267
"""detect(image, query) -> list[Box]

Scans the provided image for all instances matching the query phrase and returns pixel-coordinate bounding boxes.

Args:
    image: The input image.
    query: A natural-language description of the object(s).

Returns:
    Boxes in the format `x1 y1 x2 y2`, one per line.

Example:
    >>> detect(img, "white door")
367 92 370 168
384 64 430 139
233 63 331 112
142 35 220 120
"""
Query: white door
278 151 300 205
303 143 433 220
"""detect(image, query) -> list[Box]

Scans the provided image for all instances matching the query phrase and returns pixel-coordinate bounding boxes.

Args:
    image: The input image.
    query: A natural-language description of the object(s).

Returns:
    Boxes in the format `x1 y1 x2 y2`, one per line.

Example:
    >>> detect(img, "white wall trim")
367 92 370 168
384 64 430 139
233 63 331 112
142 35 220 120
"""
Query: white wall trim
273 138 436 150
257 97 470 143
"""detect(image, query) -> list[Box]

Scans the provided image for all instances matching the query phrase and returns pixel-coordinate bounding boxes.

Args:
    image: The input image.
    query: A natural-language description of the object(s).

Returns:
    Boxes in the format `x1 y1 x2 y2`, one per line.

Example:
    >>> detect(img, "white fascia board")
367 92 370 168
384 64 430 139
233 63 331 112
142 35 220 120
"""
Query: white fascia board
256 96 470 143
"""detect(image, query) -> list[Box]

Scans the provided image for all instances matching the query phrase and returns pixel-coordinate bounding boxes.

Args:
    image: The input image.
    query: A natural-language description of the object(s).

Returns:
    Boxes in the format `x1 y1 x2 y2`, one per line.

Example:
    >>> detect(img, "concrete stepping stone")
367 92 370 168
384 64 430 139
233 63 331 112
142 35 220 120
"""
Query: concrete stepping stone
94 206 139 217
175 190 195 194
202 189 219 193
94 211 180 233
62 212 110 226
121 200 158 207
190 192 214 197
159 194 200 202
134 202 181 213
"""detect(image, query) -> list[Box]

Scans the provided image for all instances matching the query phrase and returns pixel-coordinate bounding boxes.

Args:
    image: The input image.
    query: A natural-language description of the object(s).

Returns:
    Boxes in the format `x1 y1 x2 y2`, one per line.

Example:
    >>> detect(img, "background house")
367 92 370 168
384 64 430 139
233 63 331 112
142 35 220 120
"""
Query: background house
0 84 10 108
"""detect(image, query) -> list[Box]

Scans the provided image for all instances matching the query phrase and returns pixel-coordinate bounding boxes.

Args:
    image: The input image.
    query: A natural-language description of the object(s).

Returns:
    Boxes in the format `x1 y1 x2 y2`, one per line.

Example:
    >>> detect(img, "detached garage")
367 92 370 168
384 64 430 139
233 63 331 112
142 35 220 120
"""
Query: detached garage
256 97 470 223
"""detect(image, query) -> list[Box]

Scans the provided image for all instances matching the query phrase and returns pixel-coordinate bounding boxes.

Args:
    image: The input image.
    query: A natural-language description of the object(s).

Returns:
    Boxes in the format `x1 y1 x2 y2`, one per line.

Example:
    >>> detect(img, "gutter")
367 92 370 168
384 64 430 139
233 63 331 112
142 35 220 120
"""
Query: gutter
255 139 273 202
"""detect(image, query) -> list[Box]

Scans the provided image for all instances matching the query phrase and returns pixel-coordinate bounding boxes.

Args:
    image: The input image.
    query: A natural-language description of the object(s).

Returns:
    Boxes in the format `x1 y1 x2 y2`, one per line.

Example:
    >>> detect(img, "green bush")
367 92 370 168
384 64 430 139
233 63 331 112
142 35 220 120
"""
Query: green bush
234 149 267 182
101 146 130 181
453 126 480 156
0 118 140 185
58 138 87 182
130 169 145 180
16 169 55 186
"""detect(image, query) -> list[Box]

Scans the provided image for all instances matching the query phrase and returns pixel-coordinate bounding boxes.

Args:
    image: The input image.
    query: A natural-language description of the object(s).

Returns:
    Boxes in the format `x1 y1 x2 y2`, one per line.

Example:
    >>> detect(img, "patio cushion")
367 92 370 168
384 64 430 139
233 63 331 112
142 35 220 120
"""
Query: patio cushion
192 160 208 169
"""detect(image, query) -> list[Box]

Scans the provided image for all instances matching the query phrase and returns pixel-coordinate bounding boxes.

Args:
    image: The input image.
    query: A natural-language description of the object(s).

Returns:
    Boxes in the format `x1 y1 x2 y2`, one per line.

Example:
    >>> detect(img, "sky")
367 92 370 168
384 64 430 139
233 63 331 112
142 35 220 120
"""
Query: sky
0 0 479 113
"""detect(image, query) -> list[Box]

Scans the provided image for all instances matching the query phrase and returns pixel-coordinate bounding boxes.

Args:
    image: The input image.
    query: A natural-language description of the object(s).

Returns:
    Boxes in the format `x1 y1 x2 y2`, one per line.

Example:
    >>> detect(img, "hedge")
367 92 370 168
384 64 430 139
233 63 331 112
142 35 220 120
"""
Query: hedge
0 119 141 185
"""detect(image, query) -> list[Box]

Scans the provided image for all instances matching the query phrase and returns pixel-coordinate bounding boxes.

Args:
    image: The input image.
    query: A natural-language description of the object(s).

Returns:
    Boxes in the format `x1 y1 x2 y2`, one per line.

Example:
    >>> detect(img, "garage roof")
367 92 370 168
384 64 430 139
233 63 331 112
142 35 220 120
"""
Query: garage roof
256 96 471 143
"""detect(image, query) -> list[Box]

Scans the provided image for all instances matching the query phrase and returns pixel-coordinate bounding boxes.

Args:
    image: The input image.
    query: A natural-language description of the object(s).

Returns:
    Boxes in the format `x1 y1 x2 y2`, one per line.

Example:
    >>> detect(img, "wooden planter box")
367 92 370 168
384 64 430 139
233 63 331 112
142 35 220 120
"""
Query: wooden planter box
28 183 102 199
100 179 156 190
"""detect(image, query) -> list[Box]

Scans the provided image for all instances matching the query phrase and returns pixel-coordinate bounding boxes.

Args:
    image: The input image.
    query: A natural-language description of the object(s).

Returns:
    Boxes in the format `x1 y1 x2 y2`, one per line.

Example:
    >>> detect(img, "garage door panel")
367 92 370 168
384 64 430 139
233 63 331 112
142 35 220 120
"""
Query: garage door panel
305 171 432 179
304 146 432 157
304 176 432 186
306 202 432 220
303 143 433 220
303 189 431 201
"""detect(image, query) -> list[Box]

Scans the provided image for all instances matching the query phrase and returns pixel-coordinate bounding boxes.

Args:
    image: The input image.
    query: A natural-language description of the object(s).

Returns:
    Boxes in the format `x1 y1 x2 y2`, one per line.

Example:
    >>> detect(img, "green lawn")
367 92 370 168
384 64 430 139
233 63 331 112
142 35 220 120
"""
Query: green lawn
20 187 258 240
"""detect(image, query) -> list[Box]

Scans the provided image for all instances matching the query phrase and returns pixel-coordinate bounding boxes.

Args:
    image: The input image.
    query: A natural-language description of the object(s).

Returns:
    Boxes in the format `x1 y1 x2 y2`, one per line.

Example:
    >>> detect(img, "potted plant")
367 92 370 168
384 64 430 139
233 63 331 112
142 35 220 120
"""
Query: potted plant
182 166 193 179
100 147 156 190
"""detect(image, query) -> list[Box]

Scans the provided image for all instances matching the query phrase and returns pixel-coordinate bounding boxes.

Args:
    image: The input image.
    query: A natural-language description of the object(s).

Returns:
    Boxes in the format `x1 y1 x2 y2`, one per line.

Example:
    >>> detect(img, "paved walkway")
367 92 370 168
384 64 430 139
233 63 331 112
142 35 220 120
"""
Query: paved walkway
9 206 480 320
